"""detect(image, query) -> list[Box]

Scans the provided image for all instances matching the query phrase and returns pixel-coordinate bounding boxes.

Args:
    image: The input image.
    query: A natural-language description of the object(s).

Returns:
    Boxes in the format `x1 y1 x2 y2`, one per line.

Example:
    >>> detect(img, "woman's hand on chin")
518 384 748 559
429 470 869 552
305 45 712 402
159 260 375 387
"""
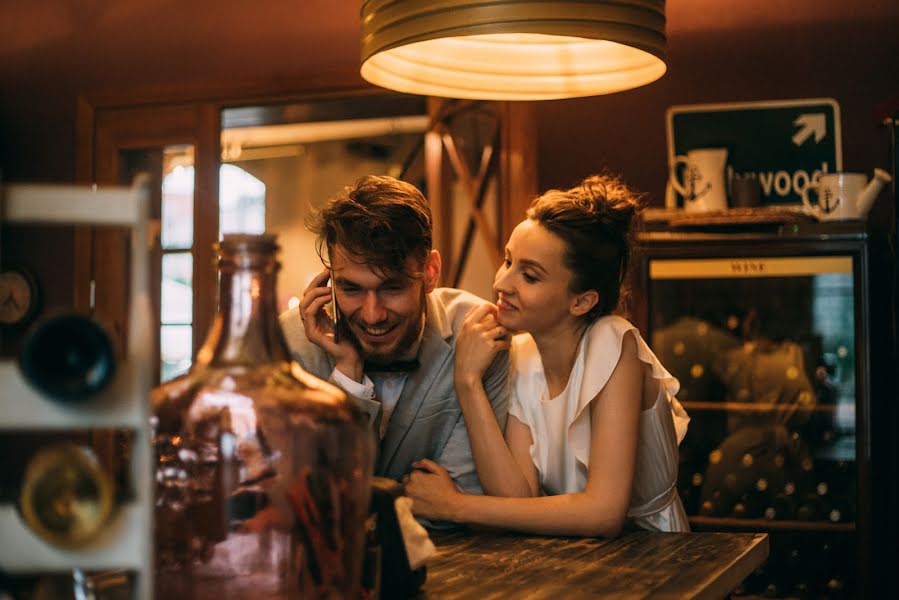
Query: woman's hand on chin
454 303 511 387
404 459 463 522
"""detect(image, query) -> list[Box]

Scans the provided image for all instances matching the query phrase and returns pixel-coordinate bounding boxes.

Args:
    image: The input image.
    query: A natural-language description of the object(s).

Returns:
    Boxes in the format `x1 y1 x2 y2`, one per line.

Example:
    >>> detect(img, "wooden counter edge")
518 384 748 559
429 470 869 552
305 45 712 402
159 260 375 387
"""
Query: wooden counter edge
690 532 769 600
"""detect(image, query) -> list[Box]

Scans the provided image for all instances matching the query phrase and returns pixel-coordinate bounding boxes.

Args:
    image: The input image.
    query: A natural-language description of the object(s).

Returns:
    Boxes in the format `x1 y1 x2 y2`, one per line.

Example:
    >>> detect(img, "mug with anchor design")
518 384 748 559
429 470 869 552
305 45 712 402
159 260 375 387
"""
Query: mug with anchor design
669 147 729 212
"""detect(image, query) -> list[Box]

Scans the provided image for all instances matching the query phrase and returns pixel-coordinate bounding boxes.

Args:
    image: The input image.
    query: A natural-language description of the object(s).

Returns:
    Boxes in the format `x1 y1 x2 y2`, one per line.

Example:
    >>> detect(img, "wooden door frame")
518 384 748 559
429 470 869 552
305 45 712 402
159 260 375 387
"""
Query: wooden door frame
74 73 374 360
75 102 218 360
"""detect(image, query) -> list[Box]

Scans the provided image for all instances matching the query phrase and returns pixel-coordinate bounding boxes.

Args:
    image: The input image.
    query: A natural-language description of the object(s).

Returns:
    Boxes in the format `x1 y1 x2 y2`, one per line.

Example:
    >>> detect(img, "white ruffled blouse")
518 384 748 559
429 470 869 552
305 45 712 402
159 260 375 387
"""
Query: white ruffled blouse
508 315 691 532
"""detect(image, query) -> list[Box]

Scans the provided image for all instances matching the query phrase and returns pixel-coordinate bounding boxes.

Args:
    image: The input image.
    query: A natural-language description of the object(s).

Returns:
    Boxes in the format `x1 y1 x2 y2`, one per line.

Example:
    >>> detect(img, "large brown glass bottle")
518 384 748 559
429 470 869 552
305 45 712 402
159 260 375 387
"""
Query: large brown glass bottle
152 234 374 599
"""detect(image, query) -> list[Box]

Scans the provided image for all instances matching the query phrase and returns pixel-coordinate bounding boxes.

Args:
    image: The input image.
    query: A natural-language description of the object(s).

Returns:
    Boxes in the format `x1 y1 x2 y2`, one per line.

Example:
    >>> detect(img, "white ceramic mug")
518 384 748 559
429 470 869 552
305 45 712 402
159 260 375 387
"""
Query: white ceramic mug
801 173 867 221
669 148 729 212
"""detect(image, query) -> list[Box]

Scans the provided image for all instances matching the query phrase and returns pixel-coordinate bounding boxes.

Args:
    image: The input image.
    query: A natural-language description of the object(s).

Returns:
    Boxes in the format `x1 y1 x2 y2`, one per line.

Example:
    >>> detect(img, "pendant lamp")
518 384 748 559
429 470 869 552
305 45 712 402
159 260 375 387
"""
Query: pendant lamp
360 0 667 101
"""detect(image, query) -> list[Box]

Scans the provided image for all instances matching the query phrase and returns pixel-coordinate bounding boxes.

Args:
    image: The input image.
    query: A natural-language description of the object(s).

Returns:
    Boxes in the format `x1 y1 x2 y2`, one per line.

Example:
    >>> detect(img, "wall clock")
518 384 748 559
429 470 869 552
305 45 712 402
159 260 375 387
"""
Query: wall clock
0 266 40 327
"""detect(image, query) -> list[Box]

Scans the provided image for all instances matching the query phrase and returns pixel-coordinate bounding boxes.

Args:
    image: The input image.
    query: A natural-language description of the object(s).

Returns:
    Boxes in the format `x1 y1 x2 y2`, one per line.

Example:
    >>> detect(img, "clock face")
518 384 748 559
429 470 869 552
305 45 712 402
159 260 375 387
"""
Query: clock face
0 268 39 326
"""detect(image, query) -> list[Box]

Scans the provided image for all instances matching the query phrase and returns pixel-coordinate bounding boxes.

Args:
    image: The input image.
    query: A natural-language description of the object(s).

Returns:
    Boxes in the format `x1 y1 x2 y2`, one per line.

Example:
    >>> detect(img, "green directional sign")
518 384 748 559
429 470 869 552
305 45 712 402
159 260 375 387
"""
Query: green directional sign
666 98 842 206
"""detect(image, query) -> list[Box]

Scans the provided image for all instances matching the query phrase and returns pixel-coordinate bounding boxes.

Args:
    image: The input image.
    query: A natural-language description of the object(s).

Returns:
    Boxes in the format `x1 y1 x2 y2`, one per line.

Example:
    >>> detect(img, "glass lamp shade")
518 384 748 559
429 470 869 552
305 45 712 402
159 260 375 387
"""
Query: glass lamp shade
360 0 667 100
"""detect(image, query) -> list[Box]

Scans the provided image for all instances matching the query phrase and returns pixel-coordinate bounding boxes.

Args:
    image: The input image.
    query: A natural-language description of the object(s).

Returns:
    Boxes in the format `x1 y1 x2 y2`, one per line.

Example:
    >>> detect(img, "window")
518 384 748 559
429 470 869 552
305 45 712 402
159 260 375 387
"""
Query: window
159 152 266 381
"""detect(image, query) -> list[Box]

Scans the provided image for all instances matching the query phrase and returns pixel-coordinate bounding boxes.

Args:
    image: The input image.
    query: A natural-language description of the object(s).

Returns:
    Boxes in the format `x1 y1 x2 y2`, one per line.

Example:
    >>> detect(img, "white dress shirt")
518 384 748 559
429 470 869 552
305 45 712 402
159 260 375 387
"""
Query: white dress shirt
332 368 409 439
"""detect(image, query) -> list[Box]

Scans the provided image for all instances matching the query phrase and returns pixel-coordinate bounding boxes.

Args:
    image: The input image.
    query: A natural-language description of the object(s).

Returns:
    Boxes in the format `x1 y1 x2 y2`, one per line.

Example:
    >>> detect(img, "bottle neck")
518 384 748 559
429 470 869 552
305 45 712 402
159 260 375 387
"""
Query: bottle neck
197 257 291 367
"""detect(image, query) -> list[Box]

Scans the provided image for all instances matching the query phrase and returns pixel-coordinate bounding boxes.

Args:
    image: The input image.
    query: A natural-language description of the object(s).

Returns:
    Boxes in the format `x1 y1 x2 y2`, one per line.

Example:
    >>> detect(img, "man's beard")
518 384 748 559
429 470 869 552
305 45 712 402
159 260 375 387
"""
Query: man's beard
340 288 426 364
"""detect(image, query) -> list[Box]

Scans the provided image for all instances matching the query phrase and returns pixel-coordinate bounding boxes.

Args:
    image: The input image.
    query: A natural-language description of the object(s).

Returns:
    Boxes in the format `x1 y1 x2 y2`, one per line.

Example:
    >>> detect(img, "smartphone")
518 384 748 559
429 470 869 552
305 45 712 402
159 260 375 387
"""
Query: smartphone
328 271 341 343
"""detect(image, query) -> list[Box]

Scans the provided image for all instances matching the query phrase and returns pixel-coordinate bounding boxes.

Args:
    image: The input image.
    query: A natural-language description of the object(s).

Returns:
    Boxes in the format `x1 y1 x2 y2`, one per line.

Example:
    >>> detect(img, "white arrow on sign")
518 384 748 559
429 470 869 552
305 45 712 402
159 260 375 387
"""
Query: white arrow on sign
792 113 827 146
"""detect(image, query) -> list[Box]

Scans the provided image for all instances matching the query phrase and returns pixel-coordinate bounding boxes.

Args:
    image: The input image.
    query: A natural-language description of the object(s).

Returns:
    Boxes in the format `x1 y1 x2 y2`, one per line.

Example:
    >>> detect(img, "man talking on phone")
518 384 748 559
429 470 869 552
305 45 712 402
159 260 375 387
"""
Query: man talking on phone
279 175 510 500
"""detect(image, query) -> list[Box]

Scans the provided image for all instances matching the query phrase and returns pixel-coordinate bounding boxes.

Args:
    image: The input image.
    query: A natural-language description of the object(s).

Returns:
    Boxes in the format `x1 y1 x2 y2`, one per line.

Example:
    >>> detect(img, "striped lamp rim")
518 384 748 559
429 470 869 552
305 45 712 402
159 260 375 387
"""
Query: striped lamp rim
360 0 667 100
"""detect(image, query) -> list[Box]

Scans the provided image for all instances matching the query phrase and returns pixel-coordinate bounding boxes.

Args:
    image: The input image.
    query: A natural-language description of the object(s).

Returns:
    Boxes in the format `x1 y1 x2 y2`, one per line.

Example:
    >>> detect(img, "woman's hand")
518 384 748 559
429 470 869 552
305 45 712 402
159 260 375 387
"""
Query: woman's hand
299 269 362 381
454 303 510 388
404 459 464 522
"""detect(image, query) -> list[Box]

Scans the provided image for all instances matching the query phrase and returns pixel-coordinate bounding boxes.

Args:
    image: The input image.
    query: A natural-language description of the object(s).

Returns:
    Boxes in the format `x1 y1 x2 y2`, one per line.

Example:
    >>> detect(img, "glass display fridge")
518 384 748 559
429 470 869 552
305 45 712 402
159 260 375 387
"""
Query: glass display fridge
635 217 896 599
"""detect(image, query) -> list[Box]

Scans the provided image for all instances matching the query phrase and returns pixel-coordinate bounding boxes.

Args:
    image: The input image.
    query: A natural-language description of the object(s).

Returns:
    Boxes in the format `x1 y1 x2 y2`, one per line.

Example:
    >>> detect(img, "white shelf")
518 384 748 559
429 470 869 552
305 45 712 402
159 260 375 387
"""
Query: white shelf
3 183 147 226
0 504 152 571
0 361 148 429
1 180 153 598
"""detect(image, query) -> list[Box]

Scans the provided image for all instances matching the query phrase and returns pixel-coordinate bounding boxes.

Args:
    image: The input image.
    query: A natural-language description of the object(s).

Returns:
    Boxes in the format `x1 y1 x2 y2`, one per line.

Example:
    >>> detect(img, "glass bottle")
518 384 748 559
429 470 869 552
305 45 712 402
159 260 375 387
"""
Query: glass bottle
152 234 374 599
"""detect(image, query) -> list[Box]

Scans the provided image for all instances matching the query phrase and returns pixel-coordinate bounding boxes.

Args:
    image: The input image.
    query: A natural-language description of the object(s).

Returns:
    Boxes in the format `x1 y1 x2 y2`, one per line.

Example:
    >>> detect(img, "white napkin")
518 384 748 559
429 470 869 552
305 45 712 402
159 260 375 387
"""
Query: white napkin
394 496 436 570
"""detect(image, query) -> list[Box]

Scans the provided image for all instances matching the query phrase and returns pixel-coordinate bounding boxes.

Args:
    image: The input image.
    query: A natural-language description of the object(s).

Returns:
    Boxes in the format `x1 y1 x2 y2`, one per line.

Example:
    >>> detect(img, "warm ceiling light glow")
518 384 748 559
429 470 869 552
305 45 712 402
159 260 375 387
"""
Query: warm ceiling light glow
361 1 667 101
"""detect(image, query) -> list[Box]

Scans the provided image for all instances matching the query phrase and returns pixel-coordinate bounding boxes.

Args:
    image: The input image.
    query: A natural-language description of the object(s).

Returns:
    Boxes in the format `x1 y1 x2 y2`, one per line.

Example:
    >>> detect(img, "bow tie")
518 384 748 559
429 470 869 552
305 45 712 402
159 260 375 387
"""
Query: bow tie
364 359 421 373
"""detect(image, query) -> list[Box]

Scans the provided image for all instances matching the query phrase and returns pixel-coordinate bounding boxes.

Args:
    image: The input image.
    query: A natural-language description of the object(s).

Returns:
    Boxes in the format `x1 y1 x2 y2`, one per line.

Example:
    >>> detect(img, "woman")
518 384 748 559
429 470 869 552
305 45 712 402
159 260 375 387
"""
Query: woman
404 173 690 536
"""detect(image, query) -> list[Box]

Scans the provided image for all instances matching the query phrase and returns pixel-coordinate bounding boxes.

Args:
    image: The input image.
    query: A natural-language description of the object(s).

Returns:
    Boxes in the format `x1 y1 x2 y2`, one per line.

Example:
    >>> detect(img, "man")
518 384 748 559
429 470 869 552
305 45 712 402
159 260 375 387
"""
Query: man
279 175 510 496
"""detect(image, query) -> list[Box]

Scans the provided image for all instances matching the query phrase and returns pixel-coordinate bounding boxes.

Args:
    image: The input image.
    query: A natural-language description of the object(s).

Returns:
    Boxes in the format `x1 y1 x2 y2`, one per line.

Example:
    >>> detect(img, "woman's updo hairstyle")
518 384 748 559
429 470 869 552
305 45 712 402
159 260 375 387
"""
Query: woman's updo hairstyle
526 172 644 322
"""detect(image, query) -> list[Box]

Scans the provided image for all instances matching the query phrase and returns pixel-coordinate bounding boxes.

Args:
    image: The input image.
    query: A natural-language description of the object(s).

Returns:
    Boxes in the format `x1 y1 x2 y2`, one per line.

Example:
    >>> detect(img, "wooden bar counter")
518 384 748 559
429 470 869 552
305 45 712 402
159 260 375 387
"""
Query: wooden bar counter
422 529 769 599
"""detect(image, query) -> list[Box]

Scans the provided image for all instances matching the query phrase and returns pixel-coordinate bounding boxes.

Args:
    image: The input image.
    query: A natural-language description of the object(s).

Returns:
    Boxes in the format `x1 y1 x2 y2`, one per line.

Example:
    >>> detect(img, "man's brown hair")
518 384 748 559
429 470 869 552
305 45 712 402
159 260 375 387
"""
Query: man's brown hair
309 175 433 281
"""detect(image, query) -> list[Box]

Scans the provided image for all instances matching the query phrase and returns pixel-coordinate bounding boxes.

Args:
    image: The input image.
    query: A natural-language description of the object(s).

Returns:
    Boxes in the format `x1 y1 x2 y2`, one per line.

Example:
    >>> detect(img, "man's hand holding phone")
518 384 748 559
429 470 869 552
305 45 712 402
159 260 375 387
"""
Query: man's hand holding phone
299 269 363 382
